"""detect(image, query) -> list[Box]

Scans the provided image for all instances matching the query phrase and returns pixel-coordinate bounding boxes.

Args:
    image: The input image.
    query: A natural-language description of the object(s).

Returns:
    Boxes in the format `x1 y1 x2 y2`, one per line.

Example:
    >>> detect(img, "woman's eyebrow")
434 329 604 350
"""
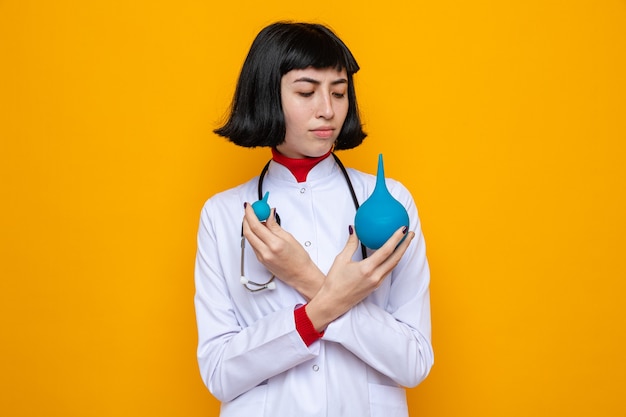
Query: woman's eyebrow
293 77 348 85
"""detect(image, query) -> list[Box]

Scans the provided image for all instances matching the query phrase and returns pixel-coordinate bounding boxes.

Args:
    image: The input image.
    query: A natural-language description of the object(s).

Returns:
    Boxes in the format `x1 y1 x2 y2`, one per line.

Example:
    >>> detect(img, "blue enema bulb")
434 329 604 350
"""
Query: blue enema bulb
354 154 410 250
252 191 271 222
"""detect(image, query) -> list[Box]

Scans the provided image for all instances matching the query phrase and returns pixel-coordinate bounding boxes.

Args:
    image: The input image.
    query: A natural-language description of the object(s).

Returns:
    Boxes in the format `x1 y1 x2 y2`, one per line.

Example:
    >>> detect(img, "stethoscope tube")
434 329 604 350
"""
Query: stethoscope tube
240 153 367 292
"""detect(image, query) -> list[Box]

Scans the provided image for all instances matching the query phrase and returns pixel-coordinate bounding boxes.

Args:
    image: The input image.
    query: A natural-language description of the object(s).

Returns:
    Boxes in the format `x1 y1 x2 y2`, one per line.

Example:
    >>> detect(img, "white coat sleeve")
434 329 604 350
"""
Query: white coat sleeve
322 182 434 387
194 201 319 402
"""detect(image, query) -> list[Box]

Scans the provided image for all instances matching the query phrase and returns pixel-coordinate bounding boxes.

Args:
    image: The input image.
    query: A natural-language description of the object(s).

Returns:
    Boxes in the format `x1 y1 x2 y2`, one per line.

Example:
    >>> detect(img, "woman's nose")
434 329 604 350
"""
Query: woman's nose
316 94 335 119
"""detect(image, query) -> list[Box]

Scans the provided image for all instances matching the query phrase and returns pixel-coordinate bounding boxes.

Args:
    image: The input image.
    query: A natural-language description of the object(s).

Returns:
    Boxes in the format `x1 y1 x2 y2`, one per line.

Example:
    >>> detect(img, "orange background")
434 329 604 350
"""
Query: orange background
1 1 625 416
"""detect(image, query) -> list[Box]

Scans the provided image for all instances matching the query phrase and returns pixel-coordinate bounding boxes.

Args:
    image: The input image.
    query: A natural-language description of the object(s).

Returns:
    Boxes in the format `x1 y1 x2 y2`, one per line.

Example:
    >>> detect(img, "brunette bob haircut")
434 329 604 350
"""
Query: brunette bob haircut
214 22 367 150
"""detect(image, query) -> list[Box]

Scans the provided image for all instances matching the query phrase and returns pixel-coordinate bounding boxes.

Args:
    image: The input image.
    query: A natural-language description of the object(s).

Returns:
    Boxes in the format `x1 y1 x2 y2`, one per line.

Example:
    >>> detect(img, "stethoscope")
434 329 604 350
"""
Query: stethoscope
240 153 367 292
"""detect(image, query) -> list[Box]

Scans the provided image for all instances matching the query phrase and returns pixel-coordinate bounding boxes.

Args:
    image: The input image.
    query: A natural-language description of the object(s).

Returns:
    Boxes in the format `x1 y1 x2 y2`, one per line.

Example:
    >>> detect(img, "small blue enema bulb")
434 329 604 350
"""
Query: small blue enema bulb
252 191 271 222
354 154 410 249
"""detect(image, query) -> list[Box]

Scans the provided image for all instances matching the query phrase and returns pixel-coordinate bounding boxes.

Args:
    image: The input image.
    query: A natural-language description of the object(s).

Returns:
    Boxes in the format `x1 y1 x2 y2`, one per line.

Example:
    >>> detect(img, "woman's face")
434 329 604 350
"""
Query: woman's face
277 66 349 159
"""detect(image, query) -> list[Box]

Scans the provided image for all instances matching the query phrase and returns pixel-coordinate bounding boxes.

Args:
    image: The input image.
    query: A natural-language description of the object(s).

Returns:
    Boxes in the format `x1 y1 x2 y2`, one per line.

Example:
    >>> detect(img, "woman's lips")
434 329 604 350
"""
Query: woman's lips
311 128 334 138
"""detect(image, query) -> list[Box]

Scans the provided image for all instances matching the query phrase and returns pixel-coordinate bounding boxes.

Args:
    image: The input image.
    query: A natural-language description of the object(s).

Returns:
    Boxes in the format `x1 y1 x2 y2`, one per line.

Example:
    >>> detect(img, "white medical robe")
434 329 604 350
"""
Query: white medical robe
194 155 433 416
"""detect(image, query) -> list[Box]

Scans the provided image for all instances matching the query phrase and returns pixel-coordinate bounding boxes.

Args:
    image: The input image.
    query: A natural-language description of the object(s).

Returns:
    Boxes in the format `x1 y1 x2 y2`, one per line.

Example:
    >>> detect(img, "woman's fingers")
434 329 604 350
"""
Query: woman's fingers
264 207 280 229
242 203 274 255
361 226 408 263
242 203 302 263
336 226 361 262
355 226 414 287
244 204 283 239
375 228 415 273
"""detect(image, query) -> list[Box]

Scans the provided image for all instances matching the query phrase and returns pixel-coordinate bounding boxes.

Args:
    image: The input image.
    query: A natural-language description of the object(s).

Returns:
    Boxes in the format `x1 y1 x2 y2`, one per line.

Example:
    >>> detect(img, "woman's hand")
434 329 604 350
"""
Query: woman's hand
242 203 325 300
305 225 415 332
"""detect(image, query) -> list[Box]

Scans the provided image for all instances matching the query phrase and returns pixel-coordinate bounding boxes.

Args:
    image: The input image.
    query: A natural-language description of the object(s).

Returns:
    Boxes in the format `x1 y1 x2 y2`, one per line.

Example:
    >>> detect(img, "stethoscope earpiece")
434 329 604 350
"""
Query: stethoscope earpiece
240 274 276 292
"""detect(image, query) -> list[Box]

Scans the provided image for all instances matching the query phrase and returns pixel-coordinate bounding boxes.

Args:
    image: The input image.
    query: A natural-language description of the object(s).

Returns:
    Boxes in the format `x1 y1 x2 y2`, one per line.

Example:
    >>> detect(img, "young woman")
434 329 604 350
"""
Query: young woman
194 22 433 416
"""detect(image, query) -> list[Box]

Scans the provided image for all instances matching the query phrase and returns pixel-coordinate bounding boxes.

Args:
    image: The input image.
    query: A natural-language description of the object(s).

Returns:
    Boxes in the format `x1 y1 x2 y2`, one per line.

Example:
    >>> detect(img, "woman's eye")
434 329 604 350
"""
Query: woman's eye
298 92 314 97
332 92 346 98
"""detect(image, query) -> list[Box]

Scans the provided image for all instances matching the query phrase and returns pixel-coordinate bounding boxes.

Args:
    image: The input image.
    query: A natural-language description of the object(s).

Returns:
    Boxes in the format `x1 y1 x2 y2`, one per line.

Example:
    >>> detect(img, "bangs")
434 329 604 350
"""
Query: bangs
279 24 360 75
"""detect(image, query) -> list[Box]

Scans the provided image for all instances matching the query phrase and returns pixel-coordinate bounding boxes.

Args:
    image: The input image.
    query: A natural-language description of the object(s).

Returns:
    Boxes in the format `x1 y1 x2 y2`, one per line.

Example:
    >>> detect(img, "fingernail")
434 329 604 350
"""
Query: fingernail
243 202 248 209
348 225 354 235
402 226 408 234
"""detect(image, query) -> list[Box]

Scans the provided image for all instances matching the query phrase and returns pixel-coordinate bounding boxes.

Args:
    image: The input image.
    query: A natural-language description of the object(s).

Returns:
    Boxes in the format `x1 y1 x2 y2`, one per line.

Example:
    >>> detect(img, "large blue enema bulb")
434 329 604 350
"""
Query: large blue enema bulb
252 191 271 222
354 154 410 250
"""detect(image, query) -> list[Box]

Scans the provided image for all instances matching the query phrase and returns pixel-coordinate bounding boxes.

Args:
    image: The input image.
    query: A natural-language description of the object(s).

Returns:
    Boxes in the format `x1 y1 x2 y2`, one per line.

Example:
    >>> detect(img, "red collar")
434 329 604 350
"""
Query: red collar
271 148 332 183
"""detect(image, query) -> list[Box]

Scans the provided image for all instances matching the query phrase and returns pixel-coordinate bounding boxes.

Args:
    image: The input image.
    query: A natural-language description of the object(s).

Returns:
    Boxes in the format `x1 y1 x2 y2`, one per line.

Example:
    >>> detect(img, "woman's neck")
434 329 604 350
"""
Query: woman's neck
271 148 332 183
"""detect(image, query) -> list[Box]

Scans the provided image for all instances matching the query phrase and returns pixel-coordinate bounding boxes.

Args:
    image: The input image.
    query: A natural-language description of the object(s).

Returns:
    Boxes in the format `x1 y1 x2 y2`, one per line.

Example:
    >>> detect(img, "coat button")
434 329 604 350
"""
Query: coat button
312 365 319 372
304 241 311 247
300 188 306 193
